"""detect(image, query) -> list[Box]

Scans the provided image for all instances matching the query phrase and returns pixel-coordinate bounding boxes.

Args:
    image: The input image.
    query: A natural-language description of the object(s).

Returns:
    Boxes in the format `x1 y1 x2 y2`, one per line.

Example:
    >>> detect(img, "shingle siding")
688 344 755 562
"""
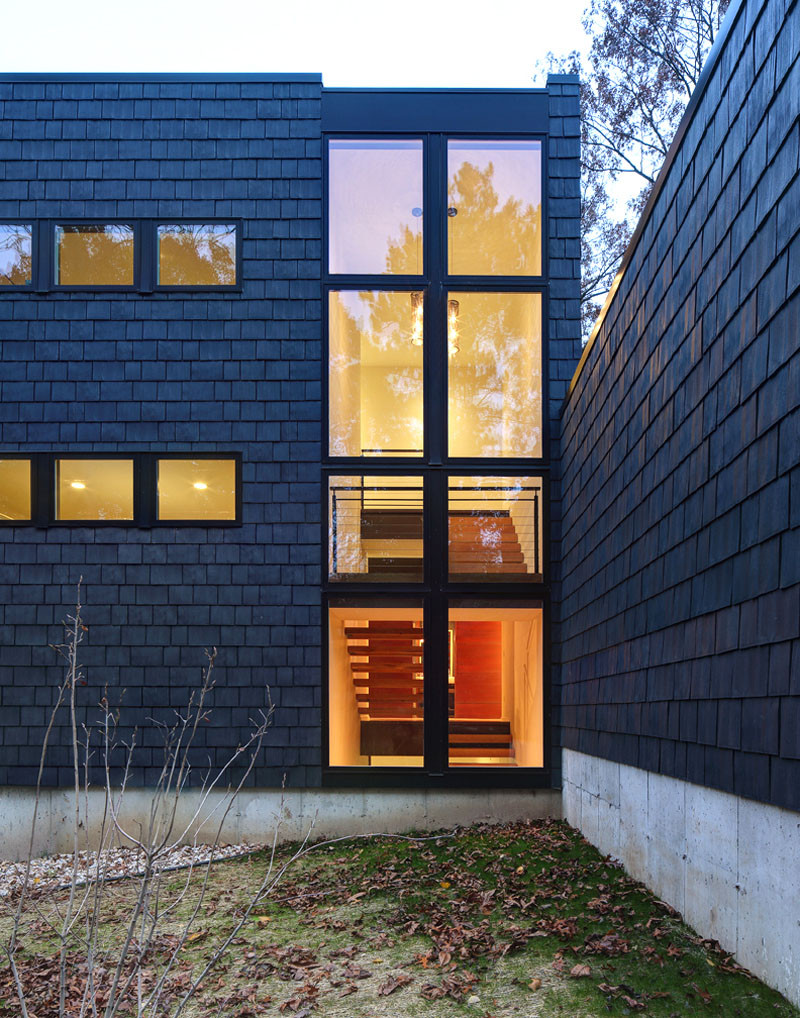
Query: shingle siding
0 77 323 788
559 0 800 812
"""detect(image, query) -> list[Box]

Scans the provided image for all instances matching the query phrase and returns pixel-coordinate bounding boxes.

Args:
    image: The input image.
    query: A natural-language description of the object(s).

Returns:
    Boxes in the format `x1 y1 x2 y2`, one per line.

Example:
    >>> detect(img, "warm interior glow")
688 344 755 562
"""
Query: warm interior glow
329 476 423 582
447 139 542 276
157 459 236 520
0 459 31 520
328 139 423 275
157 224 237 286
448 291 542 458
448 604 544 768
448 475 543 582
328 603 424 768
56 459 134 521
55 225 134 285
329 291 424 457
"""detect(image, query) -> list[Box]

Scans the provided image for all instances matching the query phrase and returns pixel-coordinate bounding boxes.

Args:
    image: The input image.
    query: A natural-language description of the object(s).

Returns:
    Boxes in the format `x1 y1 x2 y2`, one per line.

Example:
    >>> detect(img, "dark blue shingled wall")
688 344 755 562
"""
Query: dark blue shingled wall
0 76 323 788
559 0 800 811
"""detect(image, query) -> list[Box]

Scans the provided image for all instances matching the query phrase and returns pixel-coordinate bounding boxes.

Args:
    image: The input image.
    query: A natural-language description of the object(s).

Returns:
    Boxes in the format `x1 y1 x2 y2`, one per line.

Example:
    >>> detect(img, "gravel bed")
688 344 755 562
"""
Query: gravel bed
0 842 264 900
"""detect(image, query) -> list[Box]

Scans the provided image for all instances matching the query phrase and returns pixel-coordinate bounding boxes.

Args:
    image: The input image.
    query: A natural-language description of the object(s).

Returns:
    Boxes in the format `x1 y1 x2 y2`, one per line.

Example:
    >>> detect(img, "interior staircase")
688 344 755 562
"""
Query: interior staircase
448 511 529 578
347 620 516 765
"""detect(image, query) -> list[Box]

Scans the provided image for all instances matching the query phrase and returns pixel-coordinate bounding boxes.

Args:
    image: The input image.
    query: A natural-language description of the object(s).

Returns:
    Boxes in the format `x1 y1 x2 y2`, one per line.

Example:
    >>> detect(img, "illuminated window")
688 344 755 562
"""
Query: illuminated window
157 459 237 521
329 476 423 582
447 291 542 458
55 459 134 521
329 290 424 457
0 459 32 520
55 225 134 286
157 224 237 286
328 139 424 275
328 601 424 767
0 225 32 286
448 602 544 768
447 139 542 276
448 476 543 581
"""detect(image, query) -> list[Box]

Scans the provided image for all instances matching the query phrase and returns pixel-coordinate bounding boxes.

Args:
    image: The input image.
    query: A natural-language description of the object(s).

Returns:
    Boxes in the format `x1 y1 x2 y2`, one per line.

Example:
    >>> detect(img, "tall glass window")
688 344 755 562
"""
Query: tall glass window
328 139 424 276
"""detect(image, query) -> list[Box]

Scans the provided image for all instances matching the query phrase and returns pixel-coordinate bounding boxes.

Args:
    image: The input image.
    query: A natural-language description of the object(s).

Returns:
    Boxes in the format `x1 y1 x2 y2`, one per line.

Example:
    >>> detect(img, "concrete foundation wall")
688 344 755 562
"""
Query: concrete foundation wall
563 747 800 1006
0 785 562 862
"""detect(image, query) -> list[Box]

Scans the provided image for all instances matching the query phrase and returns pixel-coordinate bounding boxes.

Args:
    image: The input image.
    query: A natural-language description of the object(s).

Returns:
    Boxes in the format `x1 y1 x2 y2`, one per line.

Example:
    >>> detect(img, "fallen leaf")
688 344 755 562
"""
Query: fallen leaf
570 964 592 978
528 977 542 990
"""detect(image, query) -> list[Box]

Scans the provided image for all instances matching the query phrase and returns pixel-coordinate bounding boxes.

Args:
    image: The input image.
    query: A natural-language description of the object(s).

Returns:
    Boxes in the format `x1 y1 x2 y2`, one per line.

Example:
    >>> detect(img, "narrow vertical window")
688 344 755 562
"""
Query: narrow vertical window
0 225 32 286
0 459 32 520
328 139 424 275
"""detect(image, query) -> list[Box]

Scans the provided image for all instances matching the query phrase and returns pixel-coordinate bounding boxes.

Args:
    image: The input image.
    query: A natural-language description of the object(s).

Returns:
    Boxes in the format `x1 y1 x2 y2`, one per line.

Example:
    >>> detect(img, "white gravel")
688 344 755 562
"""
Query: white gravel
0 842 264 900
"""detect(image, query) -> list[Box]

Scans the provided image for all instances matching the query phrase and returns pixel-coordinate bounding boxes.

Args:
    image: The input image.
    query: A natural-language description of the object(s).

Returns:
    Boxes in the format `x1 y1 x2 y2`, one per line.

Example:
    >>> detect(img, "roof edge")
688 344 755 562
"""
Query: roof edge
562 0 749 411
0 72 322 83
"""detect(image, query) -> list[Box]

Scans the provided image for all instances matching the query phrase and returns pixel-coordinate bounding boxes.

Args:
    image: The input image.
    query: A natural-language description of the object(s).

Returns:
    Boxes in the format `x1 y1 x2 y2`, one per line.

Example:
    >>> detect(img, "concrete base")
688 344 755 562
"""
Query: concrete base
563 748 800 1007
0 785 562 861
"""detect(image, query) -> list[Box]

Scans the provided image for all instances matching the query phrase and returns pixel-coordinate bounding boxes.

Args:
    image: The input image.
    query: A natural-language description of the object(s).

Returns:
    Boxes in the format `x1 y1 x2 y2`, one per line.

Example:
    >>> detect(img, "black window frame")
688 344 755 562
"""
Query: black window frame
152 220 243 293
51 220 140 292
0 220 35 290
0 452 243 528
322 127 552 788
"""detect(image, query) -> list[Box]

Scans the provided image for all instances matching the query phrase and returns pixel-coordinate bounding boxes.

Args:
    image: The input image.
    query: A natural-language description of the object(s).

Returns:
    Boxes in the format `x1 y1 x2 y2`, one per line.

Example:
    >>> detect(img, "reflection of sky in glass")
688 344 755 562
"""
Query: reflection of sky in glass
0 224 32 285
329 139 423 275
448 140 541 210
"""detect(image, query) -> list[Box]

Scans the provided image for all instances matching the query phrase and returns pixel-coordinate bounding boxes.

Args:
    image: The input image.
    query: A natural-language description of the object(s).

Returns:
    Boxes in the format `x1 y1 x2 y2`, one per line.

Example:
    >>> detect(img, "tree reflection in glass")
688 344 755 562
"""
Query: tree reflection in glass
55 225 134 285
447 140 542 277
329 290 424 458
328 139 423 276
157 224 237 286
447 292 542 459
0 225 32 285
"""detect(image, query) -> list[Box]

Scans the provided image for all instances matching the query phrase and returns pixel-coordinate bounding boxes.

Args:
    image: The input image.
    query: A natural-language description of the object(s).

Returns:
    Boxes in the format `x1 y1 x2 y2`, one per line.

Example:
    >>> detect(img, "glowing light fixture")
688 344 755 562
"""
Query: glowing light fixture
410 291 424 347
70 481 86 490
193 481 208 490
447 299 460 358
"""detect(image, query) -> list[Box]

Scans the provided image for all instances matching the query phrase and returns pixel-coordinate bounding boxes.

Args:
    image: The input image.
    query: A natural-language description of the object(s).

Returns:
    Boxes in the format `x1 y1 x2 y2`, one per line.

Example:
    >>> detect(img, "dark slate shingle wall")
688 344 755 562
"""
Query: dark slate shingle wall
559 0 800 811
546 75 583 784
0 77 323 788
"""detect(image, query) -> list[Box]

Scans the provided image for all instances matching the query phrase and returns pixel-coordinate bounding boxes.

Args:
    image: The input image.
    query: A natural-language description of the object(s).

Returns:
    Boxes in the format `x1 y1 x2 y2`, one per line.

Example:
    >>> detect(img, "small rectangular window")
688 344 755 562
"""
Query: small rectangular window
157 459 237 521
0 225 32 286
329 476 423 582
0 459 32 520
55 225 134 286
55 459 134 521
157 224 238 286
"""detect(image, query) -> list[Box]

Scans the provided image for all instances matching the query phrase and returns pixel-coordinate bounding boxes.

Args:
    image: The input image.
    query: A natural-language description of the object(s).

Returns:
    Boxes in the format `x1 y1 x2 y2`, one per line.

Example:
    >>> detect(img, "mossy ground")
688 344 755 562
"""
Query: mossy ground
0 819 796 1017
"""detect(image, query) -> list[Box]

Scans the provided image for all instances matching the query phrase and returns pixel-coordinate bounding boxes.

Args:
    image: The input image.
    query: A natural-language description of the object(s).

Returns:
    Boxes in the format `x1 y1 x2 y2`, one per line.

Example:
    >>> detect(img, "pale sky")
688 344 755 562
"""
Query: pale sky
0 0 589 87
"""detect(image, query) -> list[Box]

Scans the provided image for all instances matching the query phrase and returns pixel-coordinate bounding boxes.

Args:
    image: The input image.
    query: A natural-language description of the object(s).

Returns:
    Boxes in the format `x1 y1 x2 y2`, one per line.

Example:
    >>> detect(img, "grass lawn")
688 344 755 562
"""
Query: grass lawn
1 818 796 1017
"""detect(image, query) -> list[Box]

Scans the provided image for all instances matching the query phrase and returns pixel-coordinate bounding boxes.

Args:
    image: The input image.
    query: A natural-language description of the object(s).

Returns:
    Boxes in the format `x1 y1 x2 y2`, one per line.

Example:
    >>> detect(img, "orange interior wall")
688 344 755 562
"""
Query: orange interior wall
453 621 502 718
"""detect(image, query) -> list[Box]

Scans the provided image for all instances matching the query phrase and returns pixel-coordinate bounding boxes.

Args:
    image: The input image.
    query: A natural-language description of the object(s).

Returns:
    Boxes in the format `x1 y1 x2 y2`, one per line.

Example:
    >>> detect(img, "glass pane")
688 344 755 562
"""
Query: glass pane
329 290 424 457
329 476 423 582
157 459 236 521
0 460 31 520
447 139 542 276
448 602 543 768
56 459 133 521
448 476 543 581
157 224 237 285
55 225 134 285
447 292 542 458
329 601 424 767
328 139 423 275
0 225 32 285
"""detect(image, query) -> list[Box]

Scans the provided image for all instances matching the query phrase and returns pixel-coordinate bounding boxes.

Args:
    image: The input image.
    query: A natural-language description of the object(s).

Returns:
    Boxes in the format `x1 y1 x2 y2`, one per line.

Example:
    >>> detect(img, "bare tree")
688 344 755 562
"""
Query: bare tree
542 0 731 340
